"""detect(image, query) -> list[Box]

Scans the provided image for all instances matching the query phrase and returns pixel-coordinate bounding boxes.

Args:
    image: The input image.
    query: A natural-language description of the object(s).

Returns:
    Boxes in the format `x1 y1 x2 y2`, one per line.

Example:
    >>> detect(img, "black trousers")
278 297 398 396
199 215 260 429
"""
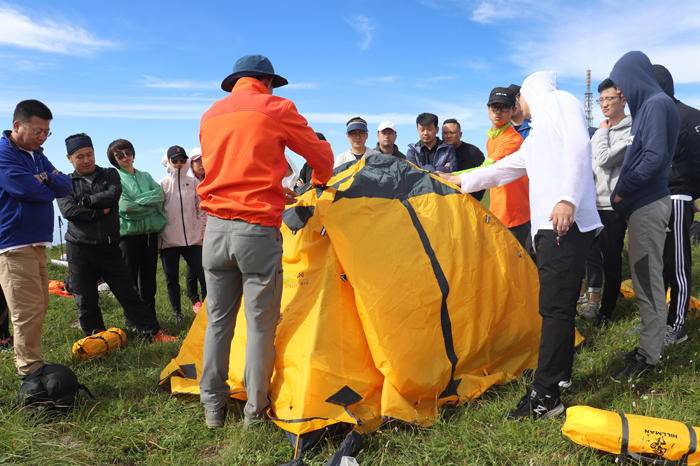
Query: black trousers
597 210 628 319
584 239 604 289
509 221 530 250
0 286 9 339
533 224 594 397
67 241 159 335
160 245 206 315
663 199 694 331
119 233 159 316
185 263 207 303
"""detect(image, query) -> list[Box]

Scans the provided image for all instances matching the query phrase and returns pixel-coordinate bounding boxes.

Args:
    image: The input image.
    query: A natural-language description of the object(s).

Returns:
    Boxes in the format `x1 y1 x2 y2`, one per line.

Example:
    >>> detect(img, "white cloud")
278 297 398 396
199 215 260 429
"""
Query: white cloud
507 1 700 84
142 75 218 90
355 75 400 86
347 15 374 51
285 82 320 90
0 6 113 55
415 75 457 88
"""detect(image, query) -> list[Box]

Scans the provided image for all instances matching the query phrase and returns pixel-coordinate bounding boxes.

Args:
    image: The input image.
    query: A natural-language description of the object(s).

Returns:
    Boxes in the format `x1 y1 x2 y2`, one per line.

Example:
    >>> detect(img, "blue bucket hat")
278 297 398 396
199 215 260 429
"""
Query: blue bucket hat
221 54 288 92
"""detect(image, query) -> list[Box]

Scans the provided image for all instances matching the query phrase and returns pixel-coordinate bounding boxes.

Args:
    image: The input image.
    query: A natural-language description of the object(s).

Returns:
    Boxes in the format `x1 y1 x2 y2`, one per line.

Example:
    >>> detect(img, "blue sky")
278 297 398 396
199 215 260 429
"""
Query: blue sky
1 0 700 179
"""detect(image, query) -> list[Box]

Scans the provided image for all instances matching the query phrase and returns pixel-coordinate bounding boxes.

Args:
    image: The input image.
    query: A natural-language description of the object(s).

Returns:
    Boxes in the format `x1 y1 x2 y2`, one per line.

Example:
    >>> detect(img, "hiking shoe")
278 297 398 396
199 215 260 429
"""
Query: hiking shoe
173 312 184 325
577 293 588 305
611 349 655 383
663 325 688 347
152 330 178 343
243 413 266 430
506 388 564 420
204 407 227 429
97 282 111 293
579 301 600 321
192 301 203 314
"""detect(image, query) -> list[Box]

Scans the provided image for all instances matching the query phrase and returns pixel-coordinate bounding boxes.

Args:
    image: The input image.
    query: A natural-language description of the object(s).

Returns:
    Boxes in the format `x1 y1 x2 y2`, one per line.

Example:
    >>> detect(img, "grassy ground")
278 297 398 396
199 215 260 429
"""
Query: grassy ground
0 243 699 465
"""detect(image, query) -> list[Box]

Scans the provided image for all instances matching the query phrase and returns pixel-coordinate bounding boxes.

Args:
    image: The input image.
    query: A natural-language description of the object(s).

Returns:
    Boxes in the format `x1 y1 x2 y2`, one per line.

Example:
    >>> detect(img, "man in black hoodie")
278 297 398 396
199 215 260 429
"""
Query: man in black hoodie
652 64 700 347
609 51 680 383
57 133 163 337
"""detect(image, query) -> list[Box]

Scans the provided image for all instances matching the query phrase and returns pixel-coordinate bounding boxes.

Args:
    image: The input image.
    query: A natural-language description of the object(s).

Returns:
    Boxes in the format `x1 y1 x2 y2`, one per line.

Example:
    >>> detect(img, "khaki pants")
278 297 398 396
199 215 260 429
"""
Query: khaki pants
0 246 48 375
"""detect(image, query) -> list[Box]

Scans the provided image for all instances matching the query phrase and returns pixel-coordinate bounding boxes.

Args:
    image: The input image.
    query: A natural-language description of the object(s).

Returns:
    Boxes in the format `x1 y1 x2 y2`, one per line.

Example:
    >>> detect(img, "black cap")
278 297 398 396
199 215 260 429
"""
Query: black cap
488 87 516 107
167 145 187 160
65 133 93 155
507 84 521 96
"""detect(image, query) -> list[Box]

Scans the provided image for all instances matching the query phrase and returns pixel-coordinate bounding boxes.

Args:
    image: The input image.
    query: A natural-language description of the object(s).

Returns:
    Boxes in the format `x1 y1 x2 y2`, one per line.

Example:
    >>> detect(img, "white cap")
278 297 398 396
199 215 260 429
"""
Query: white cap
377 120 396 132
189 147 202 160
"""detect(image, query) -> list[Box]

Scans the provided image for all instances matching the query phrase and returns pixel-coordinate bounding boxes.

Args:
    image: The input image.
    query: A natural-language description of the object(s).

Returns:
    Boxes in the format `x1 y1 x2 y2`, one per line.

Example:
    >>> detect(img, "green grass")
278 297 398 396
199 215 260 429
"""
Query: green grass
0 244 699 465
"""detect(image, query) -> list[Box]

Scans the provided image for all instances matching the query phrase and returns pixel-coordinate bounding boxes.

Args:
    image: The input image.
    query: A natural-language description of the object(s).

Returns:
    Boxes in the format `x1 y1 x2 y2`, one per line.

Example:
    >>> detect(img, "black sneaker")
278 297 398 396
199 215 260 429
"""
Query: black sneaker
506 388 564 420
611 349 655 383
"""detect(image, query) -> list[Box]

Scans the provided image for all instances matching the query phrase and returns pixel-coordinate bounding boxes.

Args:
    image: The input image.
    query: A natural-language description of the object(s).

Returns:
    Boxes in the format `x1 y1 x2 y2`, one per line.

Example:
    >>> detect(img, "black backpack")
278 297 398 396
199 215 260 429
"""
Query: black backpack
18 363 93 411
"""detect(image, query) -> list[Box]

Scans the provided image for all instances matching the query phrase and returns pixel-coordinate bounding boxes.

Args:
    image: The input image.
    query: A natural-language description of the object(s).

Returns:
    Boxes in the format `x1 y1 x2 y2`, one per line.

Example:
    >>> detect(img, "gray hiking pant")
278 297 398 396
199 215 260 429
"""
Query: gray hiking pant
627 197 671 365
199 216 283 417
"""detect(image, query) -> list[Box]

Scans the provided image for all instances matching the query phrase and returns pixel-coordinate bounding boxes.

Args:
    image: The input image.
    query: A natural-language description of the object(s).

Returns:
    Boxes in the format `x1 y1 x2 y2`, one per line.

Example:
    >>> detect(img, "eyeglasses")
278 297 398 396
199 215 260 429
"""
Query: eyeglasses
170 157 187 164
23 125 52 138
114 150 133 161
596 96 620 104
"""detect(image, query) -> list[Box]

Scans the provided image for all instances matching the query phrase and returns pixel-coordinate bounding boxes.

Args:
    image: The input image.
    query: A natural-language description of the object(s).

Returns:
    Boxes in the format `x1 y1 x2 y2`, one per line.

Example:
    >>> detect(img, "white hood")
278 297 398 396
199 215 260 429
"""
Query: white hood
520 70 557 128
282 153 299 190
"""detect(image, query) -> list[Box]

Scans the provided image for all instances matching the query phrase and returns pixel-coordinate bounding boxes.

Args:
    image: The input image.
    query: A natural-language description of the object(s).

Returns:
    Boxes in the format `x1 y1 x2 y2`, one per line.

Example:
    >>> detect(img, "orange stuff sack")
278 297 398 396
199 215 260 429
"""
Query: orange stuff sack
48 280 72 298
72 327 127 361
562 405 700 464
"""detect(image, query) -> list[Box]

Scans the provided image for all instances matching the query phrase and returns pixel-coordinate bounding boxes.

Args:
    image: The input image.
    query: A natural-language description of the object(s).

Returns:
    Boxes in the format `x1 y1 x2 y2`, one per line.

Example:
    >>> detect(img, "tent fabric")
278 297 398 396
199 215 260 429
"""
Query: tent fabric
160 154 542 436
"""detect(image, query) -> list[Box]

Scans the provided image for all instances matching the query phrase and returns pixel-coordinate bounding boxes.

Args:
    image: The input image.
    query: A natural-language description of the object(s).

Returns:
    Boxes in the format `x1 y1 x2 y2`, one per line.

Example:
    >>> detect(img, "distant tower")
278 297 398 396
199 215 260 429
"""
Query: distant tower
584 69 593 127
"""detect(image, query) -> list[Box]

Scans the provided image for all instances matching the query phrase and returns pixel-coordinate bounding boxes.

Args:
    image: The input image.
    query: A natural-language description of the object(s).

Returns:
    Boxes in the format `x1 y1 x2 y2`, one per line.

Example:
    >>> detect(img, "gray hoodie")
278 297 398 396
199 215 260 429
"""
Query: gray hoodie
591 115 632 209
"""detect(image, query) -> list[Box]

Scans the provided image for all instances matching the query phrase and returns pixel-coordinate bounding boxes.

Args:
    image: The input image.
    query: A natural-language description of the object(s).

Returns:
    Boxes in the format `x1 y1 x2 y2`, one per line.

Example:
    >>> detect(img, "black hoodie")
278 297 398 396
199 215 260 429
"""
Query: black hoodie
609 51 680 214
653 64 700 199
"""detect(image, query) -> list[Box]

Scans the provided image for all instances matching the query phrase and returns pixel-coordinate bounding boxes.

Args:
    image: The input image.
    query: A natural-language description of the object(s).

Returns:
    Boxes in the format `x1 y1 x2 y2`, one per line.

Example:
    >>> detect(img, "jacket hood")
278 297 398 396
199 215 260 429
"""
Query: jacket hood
610 51 664 117
162 152 192 175
520 70 557 124
652 64 675 99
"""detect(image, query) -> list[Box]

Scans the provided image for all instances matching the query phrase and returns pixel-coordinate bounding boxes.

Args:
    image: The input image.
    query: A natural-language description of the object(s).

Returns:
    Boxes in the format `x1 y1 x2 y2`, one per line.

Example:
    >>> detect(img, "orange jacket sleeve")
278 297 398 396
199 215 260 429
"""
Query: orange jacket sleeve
281 101 334 185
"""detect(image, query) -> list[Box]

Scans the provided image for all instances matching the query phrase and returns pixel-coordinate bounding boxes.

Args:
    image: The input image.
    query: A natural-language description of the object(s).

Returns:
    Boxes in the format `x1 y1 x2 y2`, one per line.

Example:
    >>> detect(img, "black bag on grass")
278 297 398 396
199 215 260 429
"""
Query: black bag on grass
18 363 93 411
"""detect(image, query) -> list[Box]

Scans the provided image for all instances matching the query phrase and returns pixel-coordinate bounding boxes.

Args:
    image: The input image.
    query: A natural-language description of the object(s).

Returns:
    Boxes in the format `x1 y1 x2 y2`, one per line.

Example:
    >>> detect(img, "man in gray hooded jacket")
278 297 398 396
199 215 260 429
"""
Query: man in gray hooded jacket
583 78 633 326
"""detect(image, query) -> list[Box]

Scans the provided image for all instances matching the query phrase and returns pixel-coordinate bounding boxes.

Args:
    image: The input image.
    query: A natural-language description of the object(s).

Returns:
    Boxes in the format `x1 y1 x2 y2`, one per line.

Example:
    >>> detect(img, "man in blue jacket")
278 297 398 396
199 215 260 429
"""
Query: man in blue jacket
406 113 457 172
609 52 680 383
0 100 72 376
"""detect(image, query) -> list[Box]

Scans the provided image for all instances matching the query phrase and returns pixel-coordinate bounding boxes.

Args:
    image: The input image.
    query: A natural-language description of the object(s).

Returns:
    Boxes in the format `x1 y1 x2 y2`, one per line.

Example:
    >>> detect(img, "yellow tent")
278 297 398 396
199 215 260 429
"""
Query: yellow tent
160 155 542 438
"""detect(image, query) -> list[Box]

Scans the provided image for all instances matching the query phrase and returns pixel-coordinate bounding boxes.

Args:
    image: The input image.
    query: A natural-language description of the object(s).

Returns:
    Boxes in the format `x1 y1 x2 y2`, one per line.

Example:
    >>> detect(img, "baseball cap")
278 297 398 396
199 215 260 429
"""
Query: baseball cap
488 87 516 107
377 120 396 132
167 145 188 161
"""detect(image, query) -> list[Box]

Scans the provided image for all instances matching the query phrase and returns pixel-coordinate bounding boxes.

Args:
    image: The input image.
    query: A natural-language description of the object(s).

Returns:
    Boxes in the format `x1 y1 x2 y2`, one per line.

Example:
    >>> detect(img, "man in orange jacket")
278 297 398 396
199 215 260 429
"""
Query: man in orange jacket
485 87 530 248
198 55 334 429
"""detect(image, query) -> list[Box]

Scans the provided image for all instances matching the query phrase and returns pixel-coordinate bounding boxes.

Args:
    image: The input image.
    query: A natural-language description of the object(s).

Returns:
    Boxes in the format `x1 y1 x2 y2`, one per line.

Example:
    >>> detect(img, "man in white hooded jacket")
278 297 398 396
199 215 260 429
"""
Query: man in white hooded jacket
441 71 602 419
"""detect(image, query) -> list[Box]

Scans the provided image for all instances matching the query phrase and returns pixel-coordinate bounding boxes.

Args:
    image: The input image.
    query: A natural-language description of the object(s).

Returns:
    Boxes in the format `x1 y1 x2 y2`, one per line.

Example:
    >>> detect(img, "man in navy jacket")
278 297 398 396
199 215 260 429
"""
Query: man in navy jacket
0 100 72 376
609 52 680 382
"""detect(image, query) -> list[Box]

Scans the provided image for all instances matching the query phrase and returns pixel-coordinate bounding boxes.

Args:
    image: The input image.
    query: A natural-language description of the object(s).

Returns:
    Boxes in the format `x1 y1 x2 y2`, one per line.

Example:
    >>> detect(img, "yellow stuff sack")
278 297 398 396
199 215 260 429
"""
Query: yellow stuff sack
562 405 699 464
72 327 127 360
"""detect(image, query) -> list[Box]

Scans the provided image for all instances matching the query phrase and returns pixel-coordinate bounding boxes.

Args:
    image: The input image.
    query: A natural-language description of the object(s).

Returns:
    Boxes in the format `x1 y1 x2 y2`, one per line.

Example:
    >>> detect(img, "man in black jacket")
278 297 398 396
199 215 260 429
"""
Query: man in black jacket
57 133 161 336
653 64 700 346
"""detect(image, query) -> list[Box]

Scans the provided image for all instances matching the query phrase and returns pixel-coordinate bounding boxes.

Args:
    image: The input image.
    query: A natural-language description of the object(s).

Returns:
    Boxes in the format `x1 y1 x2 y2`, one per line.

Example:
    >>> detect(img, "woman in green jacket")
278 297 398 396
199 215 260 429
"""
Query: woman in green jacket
107 139 175 343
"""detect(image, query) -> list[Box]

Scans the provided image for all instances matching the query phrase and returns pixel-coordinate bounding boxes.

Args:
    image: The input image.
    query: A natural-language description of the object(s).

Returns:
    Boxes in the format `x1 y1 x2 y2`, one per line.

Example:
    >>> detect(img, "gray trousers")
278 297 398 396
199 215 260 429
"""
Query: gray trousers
627 197 671 365
199 216 283 417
